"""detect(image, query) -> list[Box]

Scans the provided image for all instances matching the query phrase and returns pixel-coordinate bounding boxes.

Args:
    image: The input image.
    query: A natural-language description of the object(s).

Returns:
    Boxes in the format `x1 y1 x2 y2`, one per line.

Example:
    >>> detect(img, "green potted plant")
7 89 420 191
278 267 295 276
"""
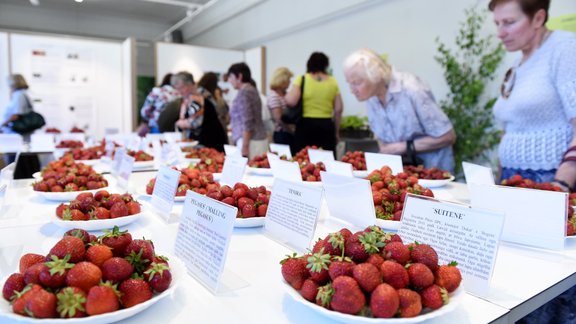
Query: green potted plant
339 115 372 139
435 6 505 176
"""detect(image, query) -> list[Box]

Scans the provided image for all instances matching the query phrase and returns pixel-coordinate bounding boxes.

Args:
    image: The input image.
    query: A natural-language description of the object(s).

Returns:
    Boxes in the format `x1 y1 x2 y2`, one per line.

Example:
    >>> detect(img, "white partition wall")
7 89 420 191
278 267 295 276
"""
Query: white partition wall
155 42 243 82
245 46 266 94
0 32 10 116
122 37 136 135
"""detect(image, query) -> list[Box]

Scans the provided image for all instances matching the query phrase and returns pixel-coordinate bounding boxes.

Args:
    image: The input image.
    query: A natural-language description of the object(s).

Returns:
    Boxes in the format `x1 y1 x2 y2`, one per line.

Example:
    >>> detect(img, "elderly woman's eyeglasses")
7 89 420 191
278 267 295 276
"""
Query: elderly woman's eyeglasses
500 67 516 99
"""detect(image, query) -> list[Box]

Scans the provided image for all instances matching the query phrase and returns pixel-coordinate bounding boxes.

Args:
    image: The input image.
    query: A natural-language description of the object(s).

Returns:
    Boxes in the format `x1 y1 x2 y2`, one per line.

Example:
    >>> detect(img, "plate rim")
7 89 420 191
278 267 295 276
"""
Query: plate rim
51 212 143 231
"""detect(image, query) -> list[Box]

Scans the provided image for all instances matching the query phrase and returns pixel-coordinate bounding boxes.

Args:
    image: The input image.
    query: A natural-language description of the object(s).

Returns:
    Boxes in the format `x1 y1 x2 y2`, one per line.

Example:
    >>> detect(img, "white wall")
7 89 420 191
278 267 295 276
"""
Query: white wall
187 0 576 117
0 32 9 116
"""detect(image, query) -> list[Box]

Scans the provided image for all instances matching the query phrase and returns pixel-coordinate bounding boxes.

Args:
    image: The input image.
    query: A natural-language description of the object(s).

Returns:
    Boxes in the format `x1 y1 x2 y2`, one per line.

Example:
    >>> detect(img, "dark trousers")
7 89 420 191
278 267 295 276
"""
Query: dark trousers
293 118 336 155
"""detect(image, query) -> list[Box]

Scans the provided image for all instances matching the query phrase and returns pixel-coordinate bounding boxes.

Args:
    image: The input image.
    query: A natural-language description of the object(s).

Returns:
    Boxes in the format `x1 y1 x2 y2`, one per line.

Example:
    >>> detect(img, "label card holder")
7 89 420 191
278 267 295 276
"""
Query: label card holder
269 143 292 159
365 152 403 175
308 149 335 164
264 179 323 253
398 195 504 297
151 166 180 221
224 144 240 157
268 155 302 182
117 154 135 190
30 134 55 152
220 156 247 186
325 161 353 177
112 147 127 176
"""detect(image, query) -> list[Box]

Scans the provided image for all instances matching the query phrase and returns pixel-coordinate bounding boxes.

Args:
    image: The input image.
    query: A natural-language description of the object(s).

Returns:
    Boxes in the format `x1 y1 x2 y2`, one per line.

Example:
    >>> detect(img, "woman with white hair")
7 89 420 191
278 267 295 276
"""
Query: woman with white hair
343 49 456 172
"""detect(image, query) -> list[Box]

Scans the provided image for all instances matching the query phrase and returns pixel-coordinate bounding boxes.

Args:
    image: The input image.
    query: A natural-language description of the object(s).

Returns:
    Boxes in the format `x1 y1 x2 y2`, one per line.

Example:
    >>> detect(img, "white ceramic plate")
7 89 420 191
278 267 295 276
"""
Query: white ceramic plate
284 282 463 323
375 219 401 231
418 175 455 188
35 186 111 202
246 167 273 176
177 140 198 148
52 212 143 231
0 254 184 324
234 217 265 228
133 160 155 169
302 180 323 187
353 170 369 178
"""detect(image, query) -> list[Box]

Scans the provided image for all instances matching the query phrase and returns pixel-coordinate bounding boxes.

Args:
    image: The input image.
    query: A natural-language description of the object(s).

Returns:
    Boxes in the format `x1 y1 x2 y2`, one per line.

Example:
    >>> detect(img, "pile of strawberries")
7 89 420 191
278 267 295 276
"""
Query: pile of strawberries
292 146 317 164
64 146 106 161
300 161 326 182
206 182 270 218
146 167 220 197
248 154 271 168
32 156 108 192
70 126 85 133
182 147 225 173
340 151 367 171
55 191 141 221
56 140 84 149
403 165 452 180
45 127 61 134
368 166 434 221
127 150 153 162
281 226 461 318
2 227 173 319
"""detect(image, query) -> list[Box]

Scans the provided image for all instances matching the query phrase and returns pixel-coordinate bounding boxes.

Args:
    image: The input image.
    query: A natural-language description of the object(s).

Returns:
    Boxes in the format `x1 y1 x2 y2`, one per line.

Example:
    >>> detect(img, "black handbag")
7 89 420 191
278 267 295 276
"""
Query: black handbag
281 75 305 125
9 95 46 134
402 139 424 167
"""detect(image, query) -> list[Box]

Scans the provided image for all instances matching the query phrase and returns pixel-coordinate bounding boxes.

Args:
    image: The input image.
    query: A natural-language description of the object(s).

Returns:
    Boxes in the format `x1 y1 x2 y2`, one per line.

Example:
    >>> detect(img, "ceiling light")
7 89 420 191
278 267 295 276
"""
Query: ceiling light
29 0 40 5
75 0 84 3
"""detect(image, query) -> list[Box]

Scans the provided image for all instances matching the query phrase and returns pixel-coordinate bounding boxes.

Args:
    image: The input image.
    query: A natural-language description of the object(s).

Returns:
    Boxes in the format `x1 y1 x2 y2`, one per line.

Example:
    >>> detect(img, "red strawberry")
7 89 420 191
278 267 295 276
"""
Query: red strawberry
144 262 172 293
370 283 400 318
146 178 156 195
94 189 110 201
328 257 355 280
66 262 102 293
23 263 45 285
323 231 346 257
420 284 448 310
241 204 256 218
306 250 331 285
100 226 133 257
19 253 45 274
435 261 462 293
48 236 86 263
366 254 385 269
55 203 69 218
299 278 319 302
39 255 74 288
2 273 25 301
85 244 113 267
256 203 268 216
85 285 119 315
124 238 155 272
345 231 382 263
24 287 57 318
280 253 310 290
410 243 439 272
64 228 91 245
110 202 129 218
62 209 88 221
90 206 110 220
119 278 153 308
221 196 235 206
398 288 423 318
127 201 141 215
383 241 411 265
330 276 366 315
101 257 134 282
352 262 381 293
12 284 42 315
380 260 409 289
56 286 87 318
407 263 434 289
237 197 255 210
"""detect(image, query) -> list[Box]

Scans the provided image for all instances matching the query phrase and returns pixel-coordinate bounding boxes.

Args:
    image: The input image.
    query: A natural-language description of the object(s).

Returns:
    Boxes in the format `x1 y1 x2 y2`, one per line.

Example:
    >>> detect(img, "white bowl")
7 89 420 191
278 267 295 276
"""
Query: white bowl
418 175 455 188
52 212 144 231
234 217 265 228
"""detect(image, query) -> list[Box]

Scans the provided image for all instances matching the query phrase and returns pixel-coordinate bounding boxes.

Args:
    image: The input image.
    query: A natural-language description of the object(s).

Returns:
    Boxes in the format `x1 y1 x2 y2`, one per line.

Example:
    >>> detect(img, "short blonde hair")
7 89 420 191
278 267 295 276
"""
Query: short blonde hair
8 74 29 90
343 49 392 86
269 67 293 91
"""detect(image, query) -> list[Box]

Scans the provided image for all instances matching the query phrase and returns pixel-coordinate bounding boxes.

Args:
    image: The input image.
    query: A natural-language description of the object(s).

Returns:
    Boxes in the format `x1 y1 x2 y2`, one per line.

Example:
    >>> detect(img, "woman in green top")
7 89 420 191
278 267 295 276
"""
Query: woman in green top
286 52 343 154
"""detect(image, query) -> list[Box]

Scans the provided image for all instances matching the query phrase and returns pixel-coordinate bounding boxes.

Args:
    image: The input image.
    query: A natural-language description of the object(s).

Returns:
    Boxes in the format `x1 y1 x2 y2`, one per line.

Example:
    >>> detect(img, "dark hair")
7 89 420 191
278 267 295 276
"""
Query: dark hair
198 72 219 94
488 0 550 23
159 73 173 87
227 62 256 87
306 52 329 73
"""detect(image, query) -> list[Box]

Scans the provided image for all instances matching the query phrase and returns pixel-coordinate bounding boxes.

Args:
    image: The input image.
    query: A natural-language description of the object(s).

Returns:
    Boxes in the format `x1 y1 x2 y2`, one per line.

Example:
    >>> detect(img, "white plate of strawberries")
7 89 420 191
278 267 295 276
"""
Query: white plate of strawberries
52 212 144 231
234 217 266 228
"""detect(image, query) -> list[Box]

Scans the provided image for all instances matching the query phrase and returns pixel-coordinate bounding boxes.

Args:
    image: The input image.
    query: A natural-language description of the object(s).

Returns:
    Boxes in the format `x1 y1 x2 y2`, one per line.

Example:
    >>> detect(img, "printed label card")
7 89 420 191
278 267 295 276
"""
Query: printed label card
30 134 55 152
308 148 335 164
0 163 15 217
127 135 141 152
224 144 241 157
264 178 323 252
117 153 135 189
398 194 504 296
150 166 180 221
111 147 126 176
325 161 353 177
0 134 23 153
174 190 238 294
365 152 403 175
161 143 179 166
462 162 495 186
105 139 115 158
163 132 181 144
268 155 302 182
269 143 292 159
321 172 376 228
220 156 247 186
469 184 567 250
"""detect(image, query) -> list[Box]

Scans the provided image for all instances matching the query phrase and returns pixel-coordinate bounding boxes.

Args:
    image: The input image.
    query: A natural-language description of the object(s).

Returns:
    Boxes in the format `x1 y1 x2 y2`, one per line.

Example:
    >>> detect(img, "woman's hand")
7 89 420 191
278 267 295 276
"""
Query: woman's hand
9 114 19 122
175 119 190 129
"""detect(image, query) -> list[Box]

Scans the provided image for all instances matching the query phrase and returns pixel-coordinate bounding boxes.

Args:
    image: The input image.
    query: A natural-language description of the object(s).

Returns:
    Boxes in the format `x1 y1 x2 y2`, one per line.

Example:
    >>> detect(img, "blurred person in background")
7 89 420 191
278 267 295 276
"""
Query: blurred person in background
138 73 180 136
268 67 295 148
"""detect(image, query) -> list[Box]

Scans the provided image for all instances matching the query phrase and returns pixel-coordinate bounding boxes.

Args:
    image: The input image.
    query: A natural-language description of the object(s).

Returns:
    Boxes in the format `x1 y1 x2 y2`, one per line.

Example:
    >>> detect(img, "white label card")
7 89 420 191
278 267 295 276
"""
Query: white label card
308 149 335 164
269 143 292 159
398 195 504 296
175 190 237 293
163 132 181 144
151 166 180 220
224 144 240 157
30 134 55 152
321 172 375 228
161 144 179 166
462 162 495 186
469 184 567 250
325 161 353 177
105 140 115 158
0 134 23 153
127 136 142 152
268 155 302 182
112 147 127 176
365 152 403 175
264 178 323 252
220 156 247 186
117 154 135 189
0 184 6 212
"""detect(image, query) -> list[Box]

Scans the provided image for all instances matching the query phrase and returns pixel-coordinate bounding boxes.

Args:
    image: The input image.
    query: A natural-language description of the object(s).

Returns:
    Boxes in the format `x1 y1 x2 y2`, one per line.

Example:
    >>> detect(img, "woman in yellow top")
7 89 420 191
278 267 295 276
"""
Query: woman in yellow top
286 52 343 153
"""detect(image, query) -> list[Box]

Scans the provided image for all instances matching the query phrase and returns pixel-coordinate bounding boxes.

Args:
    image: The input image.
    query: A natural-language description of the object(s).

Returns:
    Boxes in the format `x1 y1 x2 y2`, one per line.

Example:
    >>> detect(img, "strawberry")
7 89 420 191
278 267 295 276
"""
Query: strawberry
299 278 320 302
435 261 462 293
407 263 434 289
19 253 45 274
66 262 102 293
144 262 172 293
24 287 57 318
241 204 256 218
100 226 133 257
323 231 347 257
345 231 383 262
2 273 25 301
380 260 409 289
410 243 439 272
127 201 141 215
280 253 310 290
366 254 385 269
256 204 268 216
12 284 42 315
330 276 366 315
370 283 400 318
328 257 355 280
62 208 88 221
94 189 110 201
23 263 45 285
38 255 74 288
119 278 153 308
352 262 381 293
101 257 134 283
420 284 448 310
220 185 233 197
56 286 87 318
90 206 110 220
383 241 411 265
124 239 155 273
48 236 86 263
55 203 69 218
146 178 156 195
64 228 91 245
306 250 331 285
85 244 113 267
85 285 119 315
221 196 235 206
398 288 423 318
237 197 254 210
110 202 129 218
